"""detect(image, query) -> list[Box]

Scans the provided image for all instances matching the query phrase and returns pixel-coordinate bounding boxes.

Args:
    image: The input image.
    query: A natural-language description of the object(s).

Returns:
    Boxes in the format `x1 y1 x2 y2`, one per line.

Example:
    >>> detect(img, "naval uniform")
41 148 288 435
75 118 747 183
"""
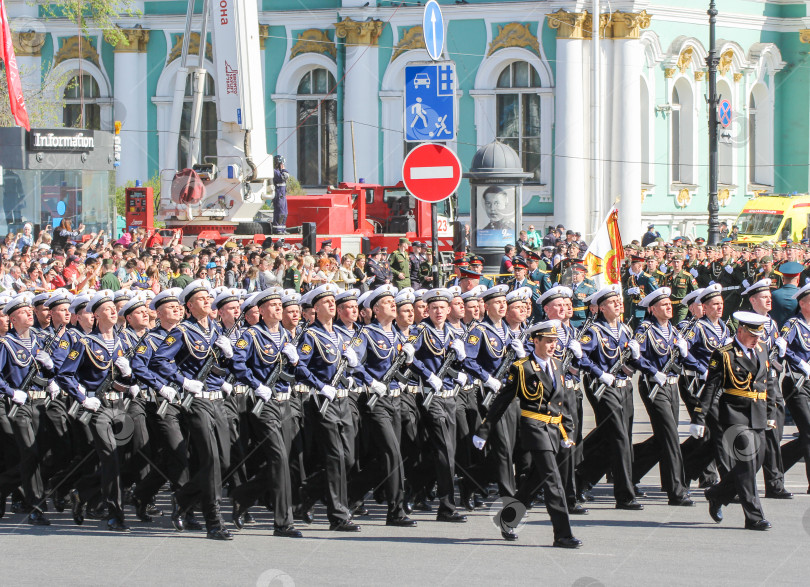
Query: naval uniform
778 315 810 488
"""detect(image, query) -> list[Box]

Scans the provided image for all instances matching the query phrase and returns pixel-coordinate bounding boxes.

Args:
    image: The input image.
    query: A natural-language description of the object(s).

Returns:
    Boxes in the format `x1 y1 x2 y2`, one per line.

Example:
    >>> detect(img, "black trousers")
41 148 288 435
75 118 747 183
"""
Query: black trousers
303 395 355 524
455 386 481 498
82 399 127 521
679 376 719 484
399 391 427 499
286 391 307 508
232 399 293 528
762 399 786 492
0 399 22 498
705 426 766 524
6 399 47 510
42 395 74 499
134 401 189 504
175 398 230 530
420 394 458 515
222 391 250 491
121 396 151 490
781 381 810 484
516 448 574 540
558 380 581 505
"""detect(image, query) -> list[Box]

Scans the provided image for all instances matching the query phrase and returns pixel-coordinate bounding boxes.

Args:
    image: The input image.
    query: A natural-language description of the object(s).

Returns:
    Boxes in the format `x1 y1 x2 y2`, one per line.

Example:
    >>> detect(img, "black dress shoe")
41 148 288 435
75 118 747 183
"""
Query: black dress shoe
668 496 695 507
764 489 793 500
436 512 467 523
568 503 589 515
745 519 772 531
170 496 184 532
184 512 203 531
403 502 413 515
274 525 303 538
69 489 84 526
27 511 50 526
330 520 361 532
501 529 518 541
616 500 644 510
473 494 485 508
53 496 66 513
86 504 107 519
133 497 153 523
386 516 417 527
634 485 647 498
351 505 369 517
207 526 234 540
146 503 163 517
580 489 595 502
412 500 432 512
107 518 130 532
231 501 246 530
553 536 583 549
704 489 723 523
243 511 256 524
462 496 475 511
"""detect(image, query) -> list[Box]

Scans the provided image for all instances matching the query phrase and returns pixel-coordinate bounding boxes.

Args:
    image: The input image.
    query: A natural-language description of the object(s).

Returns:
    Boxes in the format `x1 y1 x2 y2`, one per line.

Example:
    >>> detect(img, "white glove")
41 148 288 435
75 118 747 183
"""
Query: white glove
47 380 60 398
472 435 486 450
182 378 204 395
159 386 177 402
215 335 234 359
775 337 787 358
677 338 688 356
799 360 810 378
724 265 734 274
369 380 387 396
599 372 615 387
455 372 468 386
690 423 705 438
82 396 101 412
723 337 734 345
35 352 54 371
129 384 140 398
627 339 641 360
343 346 359 368
451 338 467 361
567 339 582 359
114 357 132 377
561 439 575 449
255 384 273 402
220 381 233 395
653 371 667 387
281 344 299 365
78 384 86 398
766 419 776 429
626 287 640 296
11 389 26 405
689 268 699 278
427 373 442 392
510 338 527 358
484 376 501 392
319 385 337 401
402 343 415 364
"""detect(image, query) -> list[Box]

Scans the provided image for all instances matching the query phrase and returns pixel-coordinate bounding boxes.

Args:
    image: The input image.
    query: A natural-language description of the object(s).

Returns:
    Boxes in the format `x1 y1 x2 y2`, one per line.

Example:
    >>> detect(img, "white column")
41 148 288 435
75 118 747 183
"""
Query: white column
613 37 643 241
343 44 380 183
113 31 150 186
553 37 587 233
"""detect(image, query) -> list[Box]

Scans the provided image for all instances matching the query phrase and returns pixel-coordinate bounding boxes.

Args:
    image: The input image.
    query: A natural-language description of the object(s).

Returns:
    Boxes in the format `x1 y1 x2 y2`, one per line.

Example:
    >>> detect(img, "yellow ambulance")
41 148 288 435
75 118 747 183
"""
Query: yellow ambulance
734 193 810 243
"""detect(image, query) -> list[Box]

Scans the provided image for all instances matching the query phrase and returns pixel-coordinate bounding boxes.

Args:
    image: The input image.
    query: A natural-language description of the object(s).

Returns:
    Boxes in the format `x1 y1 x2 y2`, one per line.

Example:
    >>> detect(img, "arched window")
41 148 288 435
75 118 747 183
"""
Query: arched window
297 68 337 187
63 74 100 130
670 79 694 185
177 73 217 170
495 61 542 181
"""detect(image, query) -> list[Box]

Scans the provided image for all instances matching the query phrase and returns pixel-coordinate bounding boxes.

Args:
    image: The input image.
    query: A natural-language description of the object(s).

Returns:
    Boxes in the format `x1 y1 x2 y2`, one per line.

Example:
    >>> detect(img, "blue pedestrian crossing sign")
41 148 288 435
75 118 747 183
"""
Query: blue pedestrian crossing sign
404 62 455 142
423 0 444 61
718 99 732 128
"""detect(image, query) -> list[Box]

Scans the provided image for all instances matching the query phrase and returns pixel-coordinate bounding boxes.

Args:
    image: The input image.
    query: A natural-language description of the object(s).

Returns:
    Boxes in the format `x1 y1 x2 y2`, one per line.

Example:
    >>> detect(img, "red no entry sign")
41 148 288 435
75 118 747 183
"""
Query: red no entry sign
402 143 462 203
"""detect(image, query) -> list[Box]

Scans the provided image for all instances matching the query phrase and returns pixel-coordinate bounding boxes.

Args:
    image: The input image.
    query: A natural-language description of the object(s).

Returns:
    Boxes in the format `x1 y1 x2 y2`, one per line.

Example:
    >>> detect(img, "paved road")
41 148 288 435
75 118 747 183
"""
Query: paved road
3 402 810 586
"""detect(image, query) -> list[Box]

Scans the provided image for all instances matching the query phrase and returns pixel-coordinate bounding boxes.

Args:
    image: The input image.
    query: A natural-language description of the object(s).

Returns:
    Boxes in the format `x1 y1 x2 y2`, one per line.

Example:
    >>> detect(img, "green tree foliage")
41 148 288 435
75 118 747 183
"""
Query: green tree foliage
41 1 142 47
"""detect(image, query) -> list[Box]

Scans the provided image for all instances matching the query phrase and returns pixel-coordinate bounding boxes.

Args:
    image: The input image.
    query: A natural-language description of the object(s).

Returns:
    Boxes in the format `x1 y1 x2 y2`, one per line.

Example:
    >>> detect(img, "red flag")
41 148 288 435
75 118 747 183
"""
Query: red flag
0 0 31 131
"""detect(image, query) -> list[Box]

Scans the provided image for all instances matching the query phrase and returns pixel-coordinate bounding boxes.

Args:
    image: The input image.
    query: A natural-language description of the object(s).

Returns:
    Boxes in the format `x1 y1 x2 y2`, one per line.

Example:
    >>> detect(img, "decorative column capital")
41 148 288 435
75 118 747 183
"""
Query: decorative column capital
335 18 384 46
12 31 46 56
800 29 810 44
113 28 149 53
547 10 588 40
611 10 652 39
259 25 269 50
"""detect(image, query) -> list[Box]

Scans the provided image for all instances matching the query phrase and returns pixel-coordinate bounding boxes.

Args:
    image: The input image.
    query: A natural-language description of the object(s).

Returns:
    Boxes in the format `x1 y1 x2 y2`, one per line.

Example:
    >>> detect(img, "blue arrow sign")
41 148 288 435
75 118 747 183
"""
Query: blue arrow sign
718 99 732 128
423 0 444 61
405 63 455 142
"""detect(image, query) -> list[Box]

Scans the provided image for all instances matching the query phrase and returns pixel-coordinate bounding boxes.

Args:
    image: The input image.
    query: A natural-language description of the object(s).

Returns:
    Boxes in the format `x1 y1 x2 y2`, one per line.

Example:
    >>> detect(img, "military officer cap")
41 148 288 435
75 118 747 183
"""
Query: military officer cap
733 311 768 337
395 290 416 307
254 286 284 307
586 284 622 306
695 237 706 245
460 285 486 302
151 288 182 311
399 237 410 246
414 289 427 301
366 284 398 309
46 288 73 309
512 256 528 269
240 292 260 312
310 283 340 304
424 288 453 304
453 256 469 267
412 241 422 248
527 251 542 261
671 252 684 261
114 289 133 303
481 284 509 302
89 290 116 313
119 292 148 317
357 290 373 309
780 261 803 276
572 263 587 273
336 288 360 306
398 287 415 297
4 292 34 316
32 291 51 307
469 255 485 266
281 291 301 308
506 287 532 305
538 285 573 307
0 294 12 314
698 283 723 303
458 266 481 279
448 285 463 298
741 278 771 298
792 282 810 302
682 288 703 307
639 287 671 308
69 293 92 314
630 254 646 263
370 247 381 256
527 319 561 339
299 290 315 309
180 279 213 306
213 287 242 309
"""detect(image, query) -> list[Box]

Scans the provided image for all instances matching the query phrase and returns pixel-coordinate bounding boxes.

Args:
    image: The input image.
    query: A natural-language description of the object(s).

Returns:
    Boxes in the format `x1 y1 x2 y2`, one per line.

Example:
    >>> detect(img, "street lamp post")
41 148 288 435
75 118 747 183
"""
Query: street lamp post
706 0 720 245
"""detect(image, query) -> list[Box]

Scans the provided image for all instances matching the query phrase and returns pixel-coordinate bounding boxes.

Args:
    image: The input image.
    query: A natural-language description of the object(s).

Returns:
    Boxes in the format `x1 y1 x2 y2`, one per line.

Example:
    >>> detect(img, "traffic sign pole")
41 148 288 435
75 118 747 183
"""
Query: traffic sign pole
431 204 440 286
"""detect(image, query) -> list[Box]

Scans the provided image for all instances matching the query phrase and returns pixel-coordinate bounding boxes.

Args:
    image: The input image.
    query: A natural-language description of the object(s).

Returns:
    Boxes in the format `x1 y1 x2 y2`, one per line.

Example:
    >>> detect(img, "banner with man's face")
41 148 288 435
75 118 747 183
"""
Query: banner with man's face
475 185 515 248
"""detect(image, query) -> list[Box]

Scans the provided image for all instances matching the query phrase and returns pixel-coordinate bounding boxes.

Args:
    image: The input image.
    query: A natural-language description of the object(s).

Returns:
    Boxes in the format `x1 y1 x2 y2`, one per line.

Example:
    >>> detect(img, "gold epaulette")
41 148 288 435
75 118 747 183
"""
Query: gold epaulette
718 343 734 352
514 357 529 366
